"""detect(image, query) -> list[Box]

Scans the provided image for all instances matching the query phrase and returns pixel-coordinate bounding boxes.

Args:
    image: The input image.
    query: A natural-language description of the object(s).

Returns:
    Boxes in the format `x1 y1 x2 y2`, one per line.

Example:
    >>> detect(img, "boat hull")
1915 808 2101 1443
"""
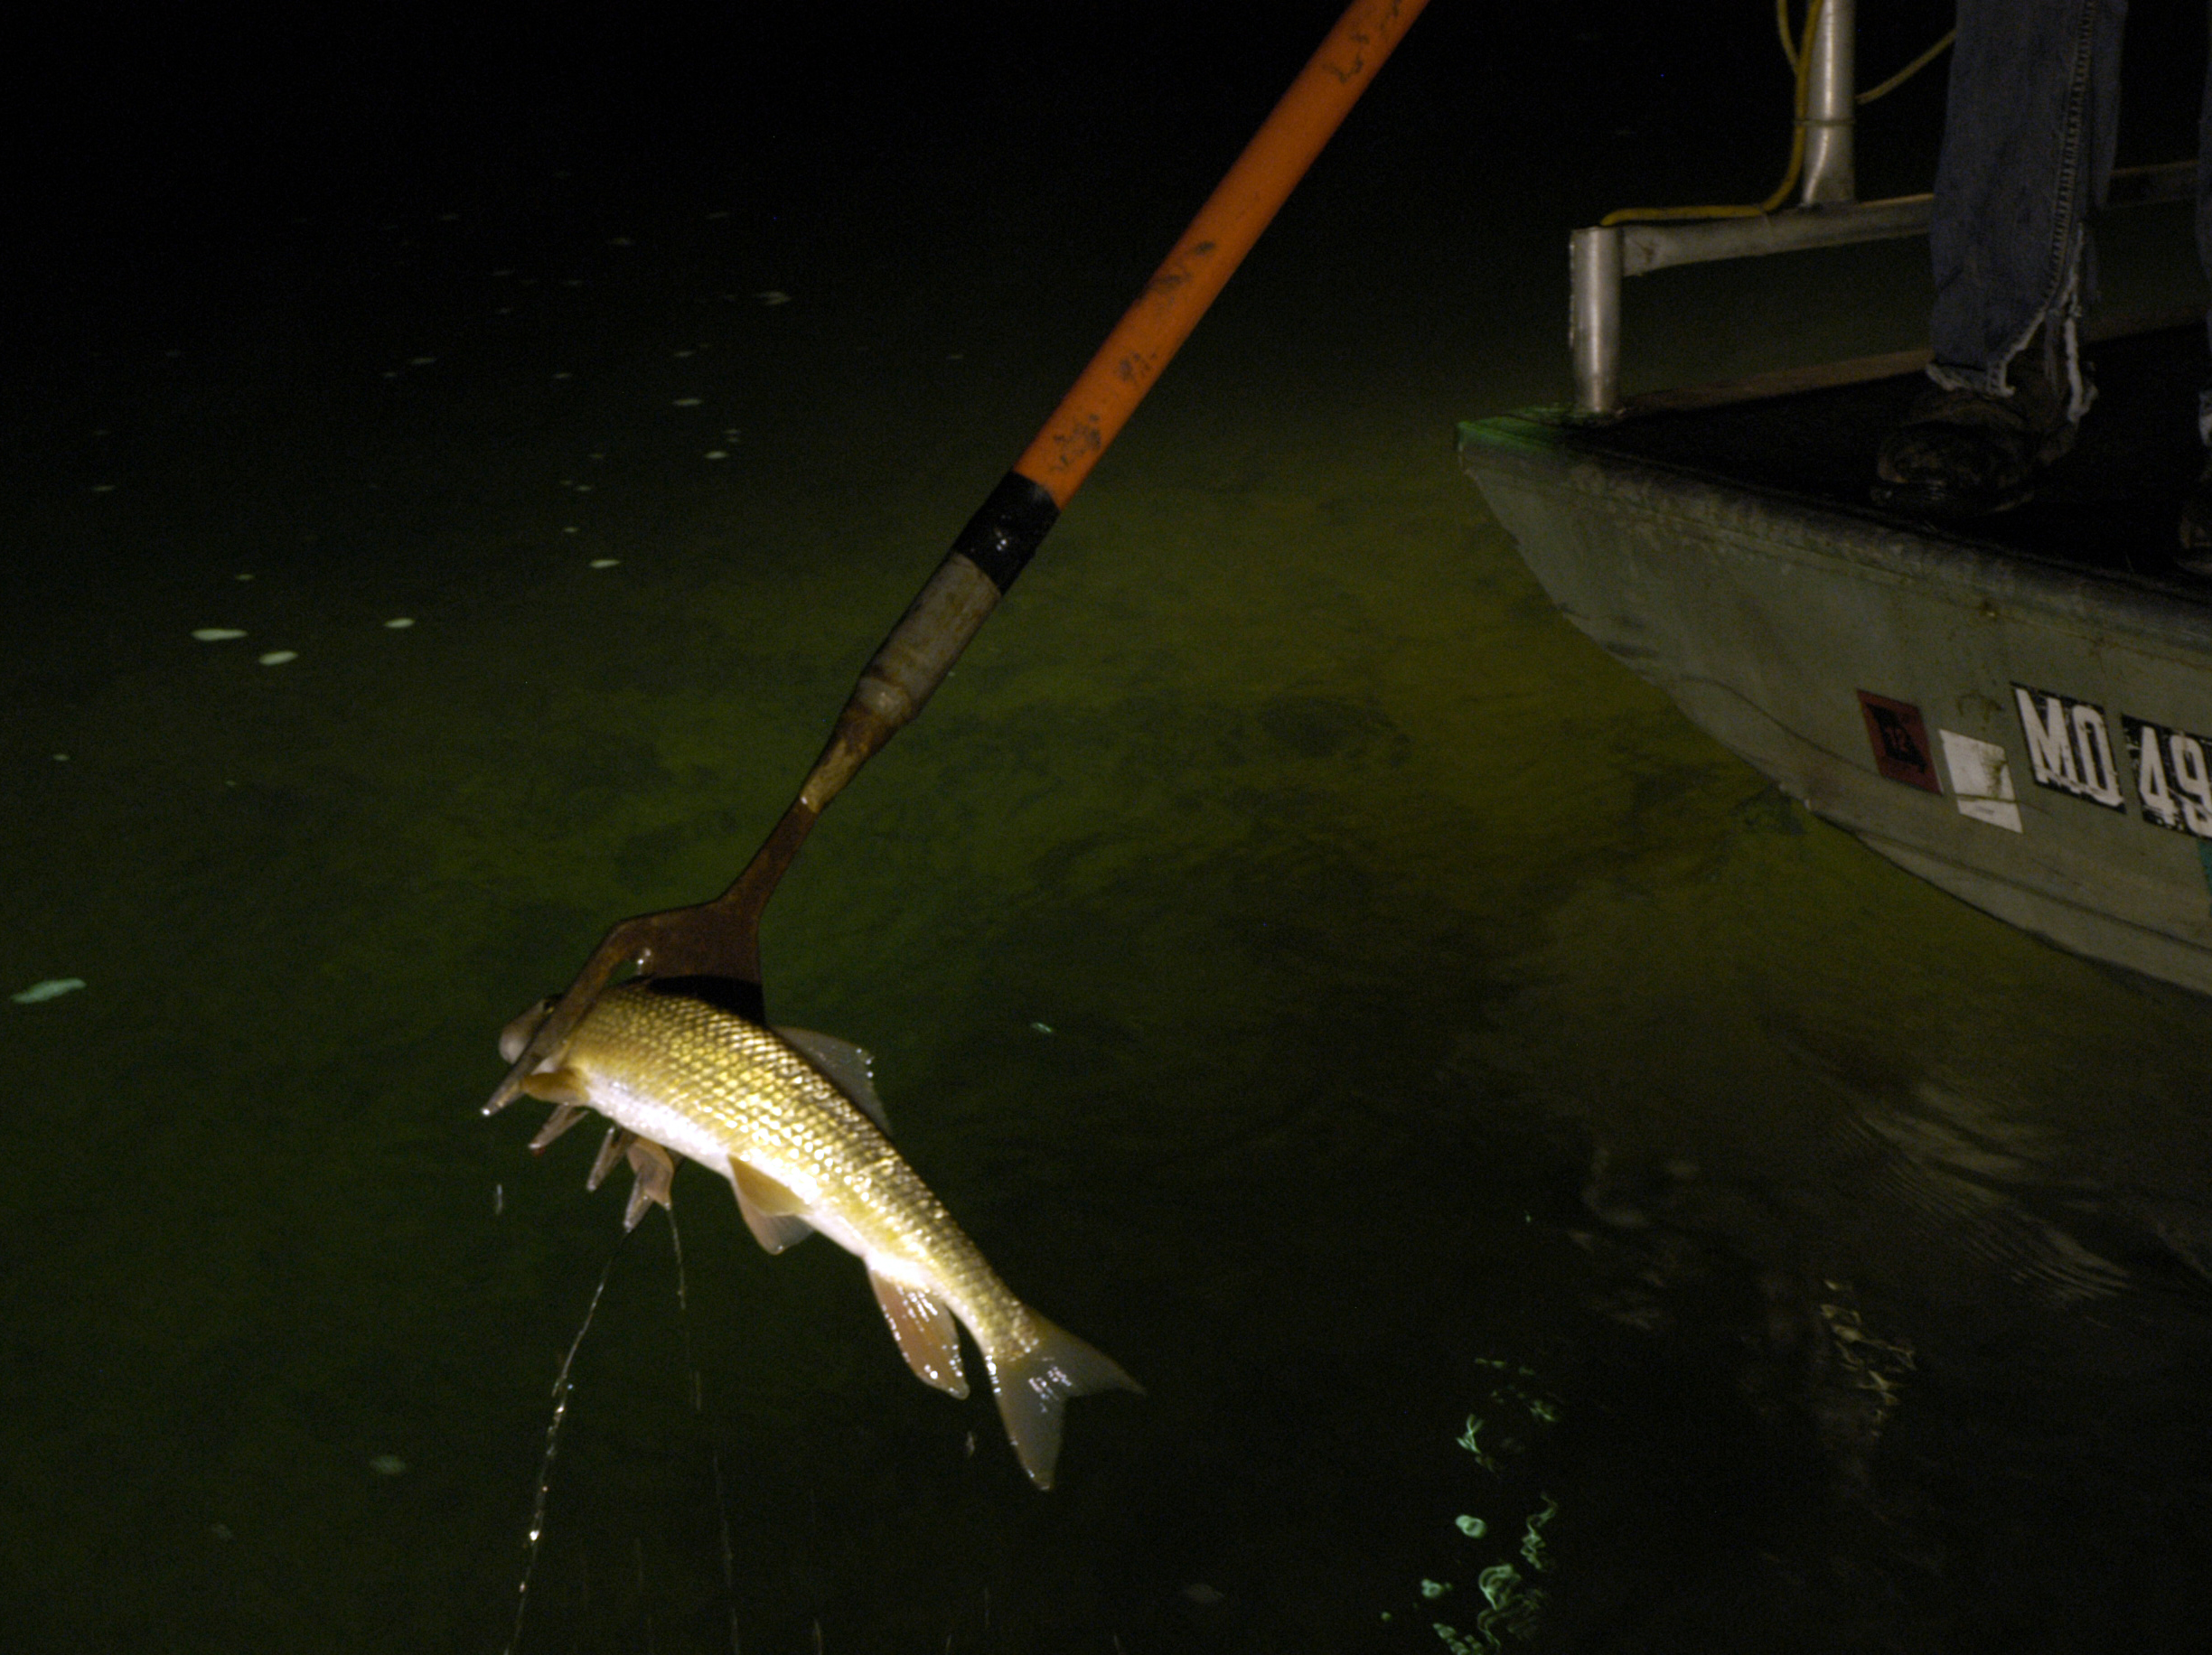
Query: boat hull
1461 410 2212 996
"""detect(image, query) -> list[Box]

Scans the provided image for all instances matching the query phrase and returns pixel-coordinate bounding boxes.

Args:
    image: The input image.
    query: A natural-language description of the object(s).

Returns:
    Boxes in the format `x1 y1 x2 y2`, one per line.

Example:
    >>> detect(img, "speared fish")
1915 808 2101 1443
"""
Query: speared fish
499 983 1139 1488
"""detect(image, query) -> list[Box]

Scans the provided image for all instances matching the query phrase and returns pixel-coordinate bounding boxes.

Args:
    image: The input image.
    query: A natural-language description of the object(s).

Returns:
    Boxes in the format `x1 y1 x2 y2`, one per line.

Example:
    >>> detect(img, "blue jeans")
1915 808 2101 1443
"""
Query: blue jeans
1926 0 2134 423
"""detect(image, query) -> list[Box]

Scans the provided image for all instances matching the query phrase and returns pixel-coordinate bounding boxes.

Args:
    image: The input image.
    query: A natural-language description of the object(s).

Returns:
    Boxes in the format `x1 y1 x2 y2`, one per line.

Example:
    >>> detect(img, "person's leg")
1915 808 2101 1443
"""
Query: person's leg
1928 0 2123 396
1875 0 2126 517
2176 16 2212 559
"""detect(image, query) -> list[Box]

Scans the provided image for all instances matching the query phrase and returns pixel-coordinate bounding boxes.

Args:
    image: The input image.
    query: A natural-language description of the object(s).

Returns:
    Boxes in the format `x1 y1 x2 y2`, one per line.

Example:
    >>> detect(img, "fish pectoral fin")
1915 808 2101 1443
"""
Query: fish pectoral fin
623 1139 676 1231
528 1101 590 1152
728 1160 816 1254
775 1027 890 1133
576 1127 678 1230
867 1270 970 1398
586 1127 635 1191
520 1065 590 1108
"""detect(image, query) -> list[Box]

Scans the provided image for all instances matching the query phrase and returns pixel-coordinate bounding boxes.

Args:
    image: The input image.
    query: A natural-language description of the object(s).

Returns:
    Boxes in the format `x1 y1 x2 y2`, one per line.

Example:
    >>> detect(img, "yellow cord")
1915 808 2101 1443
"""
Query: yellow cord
1599 3 1955 229
1860 27 1955 104
1776 0 1803 74
1602 0 1823 226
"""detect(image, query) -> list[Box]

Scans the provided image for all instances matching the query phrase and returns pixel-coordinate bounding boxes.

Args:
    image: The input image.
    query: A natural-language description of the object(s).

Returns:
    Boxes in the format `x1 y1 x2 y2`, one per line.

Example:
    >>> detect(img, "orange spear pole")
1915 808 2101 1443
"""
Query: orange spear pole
793 0 1431 816
1015 0 1431 507
489 0 1430 1105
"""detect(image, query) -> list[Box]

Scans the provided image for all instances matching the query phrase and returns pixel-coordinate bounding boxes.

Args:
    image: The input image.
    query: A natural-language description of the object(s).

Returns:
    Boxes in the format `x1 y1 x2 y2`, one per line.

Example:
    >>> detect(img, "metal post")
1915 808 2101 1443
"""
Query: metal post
1801 0 1857 204
1570 225 1624 416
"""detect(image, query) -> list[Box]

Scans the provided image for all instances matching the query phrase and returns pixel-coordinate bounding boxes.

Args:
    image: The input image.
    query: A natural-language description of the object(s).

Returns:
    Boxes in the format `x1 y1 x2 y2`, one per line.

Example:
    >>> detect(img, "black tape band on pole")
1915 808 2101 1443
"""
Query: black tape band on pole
951 472 1061 594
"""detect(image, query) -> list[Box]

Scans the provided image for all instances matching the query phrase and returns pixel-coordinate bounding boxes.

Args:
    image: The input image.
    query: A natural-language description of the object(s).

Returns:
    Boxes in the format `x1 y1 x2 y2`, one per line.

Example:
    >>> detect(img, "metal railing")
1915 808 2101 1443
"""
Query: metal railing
1568 0 2197 415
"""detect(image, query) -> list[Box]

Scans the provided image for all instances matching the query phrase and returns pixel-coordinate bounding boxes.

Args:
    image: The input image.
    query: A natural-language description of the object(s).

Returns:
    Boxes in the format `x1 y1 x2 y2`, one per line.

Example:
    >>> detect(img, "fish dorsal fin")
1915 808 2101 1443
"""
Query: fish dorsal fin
868 1269 969 1398
728 1159 815 1254
776 1027 889 1133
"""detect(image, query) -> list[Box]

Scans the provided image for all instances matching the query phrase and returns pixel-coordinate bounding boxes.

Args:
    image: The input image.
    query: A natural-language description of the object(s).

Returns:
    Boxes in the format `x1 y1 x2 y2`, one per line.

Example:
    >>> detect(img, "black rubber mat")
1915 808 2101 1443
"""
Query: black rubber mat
1583 325 2210 575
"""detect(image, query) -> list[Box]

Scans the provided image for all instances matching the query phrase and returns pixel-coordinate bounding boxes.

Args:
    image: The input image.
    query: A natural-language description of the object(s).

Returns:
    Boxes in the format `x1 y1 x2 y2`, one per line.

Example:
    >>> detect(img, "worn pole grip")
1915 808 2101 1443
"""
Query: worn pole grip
794 472 1062 813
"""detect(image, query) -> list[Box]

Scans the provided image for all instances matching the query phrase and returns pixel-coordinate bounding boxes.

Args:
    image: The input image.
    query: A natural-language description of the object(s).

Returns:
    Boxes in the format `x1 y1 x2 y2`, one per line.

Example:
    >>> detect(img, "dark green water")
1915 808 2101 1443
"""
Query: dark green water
9 5 2212 1651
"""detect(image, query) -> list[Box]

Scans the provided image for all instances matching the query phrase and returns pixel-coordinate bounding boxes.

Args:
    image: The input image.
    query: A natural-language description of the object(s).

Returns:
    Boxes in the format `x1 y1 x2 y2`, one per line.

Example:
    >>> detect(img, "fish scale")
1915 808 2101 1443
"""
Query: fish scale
501 981 1139 1488
577 987 1014 1327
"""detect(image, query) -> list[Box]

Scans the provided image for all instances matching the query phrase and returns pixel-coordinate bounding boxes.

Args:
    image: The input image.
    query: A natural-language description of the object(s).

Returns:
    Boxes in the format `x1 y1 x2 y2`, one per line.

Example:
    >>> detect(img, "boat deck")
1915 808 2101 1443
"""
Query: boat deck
1586 323 2209 581
1460 322 2212 996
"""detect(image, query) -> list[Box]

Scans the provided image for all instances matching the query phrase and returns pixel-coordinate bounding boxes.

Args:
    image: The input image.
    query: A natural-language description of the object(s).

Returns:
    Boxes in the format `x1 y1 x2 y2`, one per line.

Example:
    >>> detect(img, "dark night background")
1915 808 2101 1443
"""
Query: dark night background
12 3 1963 360
10 0 2206 375
11 4 2212 1653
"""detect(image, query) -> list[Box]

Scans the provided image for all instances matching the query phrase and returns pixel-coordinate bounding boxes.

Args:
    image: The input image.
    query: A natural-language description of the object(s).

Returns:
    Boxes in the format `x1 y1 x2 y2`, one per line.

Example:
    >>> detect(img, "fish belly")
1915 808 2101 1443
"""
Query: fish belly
587 1063 890 1267
586 1071 754 1183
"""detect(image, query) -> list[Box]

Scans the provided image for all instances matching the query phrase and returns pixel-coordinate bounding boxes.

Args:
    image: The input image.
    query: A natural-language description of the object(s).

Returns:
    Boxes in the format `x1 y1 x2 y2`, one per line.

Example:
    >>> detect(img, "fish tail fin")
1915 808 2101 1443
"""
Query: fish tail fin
990 1315 1141 1491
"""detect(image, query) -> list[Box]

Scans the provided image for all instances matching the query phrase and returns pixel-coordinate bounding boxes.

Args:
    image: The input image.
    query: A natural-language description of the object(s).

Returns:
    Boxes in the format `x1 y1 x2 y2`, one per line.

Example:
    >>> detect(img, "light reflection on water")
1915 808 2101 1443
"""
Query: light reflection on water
8 41 2212 1655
